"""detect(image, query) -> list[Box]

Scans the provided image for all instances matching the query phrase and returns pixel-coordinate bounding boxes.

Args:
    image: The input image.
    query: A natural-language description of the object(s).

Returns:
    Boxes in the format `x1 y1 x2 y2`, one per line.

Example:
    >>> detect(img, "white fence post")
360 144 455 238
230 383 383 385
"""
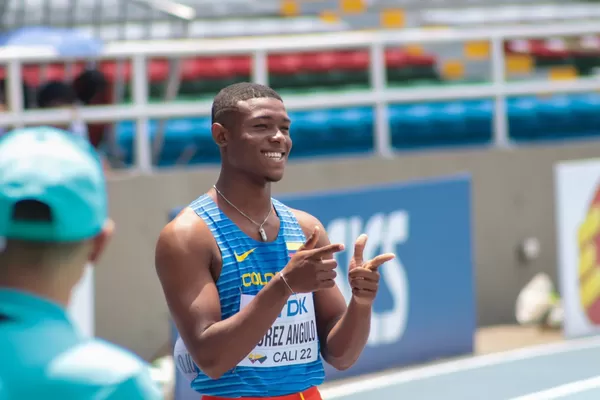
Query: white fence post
370 40 392 158
132 53 152 172
7 58 24 129
491 35 510 148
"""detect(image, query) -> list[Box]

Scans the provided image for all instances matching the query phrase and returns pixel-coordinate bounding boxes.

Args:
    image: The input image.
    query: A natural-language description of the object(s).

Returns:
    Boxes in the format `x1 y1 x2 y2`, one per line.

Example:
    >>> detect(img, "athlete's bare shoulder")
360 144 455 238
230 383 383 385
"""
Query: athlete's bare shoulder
288 207 327 240
155 206 217 280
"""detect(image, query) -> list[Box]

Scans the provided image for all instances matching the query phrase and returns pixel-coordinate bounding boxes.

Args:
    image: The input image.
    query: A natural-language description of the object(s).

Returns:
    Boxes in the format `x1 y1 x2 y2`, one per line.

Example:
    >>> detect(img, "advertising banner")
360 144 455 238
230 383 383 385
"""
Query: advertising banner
555 159 600 338
170 175 475 399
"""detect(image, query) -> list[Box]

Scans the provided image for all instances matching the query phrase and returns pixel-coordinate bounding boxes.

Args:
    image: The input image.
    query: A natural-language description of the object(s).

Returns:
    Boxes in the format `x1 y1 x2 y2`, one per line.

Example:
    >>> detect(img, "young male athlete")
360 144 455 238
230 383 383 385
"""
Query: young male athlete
155 82 395 399
0 127 163 399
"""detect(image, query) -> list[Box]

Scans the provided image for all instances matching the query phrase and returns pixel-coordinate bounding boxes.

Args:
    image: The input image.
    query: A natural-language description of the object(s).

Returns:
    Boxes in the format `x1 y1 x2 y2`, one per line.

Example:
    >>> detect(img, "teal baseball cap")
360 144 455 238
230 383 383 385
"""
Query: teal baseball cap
0 126 107 243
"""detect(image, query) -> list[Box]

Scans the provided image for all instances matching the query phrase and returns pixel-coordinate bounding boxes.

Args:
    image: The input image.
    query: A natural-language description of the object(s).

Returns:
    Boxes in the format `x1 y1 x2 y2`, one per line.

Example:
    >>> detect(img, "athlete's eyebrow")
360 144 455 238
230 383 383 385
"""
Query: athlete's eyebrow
252 115 291 124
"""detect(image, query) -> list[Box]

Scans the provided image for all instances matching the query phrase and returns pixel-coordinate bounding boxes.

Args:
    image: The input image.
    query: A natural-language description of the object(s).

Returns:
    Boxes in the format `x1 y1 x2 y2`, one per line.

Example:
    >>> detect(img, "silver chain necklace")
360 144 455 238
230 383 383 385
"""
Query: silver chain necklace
213 185 273 242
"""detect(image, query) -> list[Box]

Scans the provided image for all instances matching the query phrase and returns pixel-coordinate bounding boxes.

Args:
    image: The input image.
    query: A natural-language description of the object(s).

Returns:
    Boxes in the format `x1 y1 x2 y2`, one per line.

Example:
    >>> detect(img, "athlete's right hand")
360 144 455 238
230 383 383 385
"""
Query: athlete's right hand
279 226 344 294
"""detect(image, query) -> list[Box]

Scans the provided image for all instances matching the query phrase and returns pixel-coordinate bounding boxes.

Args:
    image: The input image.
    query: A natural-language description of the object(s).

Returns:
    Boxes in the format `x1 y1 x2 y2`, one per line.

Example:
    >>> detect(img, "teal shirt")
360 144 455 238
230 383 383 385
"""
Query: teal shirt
0 289 163 399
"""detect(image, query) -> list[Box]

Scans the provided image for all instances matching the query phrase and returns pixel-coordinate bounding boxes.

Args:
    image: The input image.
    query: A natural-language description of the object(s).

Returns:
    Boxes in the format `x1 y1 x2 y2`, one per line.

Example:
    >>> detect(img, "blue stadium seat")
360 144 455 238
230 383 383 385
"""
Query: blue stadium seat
328 107 374 153
115 118 217 166
535 95 576 140
430 102 469 144
389 103 435 149
507 96 541 141
462 100 494 144
389 101 491 149
114 120 138 165
571 93 600 136
114 93 600 167
289 109 334 157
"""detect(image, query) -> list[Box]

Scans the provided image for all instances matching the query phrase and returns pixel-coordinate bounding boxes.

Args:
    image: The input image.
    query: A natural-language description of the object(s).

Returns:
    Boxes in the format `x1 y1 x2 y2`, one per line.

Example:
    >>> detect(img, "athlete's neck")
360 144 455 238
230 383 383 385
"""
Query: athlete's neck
0 265 81 307
214 170 272 217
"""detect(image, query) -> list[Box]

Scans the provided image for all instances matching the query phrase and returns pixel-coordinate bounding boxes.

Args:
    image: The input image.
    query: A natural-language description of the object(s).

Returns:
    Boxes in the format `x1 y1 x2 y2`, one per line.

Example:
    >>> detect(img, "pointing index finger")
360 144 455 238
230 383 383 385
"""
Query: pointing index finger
299 226 320 251
364 253 395 271
308 243 345 258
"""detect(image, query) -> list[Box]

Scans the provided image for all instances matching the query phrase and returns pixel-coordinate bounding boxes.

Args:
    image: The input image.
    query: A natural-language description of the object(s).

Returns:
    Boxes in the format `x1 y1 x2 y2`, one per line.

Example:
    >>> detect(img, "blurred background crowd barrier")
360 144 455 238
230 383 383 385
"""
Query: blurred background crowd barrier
2 0 600 398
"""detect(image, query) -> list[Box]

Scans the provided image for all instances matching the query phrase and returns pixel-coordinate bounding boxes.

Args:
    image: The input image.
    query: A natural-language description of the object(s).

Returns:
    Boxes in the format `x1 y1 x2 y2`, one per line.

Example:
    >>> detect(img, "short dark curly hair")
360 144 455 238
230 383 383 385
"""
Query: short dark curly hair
37 80 76 108
211 82 282 125
73 69 108 105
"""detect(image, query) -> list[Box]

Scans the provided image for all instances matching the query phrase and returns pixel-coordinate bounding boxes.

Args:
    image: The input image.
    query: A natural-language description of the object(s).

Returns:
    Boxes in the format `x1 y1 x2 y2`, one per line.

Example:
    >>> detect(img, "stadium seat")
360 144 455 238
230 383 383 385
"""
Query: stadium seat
507 96 542 141
329 107 375 152
428 102 469 144
111 92 600 167
535 95 576 139
302 51 339 73
337 50 370 71
389 103 435 148
288 109 334 156
5 29 600 168
463 100 494 142
115 118 219 166
386 49 439 84
571 93 600 135
269 54 304 75
389 100 490 149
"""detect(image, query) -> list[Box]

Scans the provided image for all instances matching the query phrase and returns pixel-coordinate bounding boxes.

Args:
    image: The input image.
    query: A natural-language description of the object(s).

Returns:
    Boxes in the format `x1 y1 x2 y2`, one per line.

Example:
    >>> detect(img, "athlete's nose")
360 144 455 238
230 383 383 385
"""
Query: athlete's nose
269 129 285 143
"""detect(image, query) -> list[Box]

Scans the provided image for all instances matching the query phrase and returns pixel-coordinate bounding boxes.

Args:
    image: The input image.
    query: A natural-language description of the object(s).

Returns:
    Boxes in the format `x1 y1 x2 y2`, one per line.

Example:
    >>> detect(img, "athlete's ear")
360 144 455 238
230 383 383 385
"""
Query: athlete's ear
88 219 115 264
211 122 229 148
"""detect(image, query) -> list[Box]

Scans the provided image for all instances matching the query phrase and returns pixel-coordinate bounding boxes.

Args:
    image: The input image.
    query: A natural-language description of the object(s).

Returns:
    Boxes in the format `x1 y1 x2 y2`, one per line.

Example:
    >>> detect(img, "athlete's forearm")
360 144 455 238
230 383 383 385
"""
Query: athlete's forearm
322 297 372 370
195 275 290 379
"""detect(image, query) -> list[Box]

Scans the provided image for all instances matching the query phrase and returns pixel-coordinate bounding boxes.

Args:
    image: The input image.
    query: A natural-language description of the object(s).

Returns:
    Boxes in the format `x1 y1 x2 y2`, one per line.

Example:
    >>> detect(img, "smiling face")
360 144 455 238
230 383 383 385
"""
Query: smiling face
213 97 292 183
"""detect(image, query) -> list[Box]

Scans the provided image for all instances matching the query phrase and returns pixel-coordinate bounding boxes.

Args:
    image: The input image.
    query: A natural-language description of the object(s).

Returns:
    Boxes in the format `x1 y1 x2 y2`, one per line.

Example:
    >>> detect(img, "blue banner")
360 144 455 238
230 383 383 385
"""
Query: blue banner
170 174 475 397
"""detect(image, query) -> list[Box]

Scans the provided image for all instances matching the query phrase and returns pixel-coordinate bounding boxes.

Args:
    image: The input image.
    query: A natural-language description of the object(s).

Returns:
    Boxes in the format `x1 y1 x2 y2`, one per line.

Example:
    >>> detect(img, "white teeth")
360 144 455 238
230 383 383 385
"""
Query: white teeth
264 152 283 160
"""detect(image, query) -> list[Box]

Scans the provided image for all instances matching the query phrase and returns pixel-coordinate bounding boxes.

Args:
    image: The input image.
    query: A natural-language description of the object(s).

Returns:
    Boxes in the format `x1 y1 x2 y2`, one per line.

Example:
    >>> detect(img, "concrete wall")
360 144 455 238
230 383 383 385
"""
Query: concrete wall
98 140 600 361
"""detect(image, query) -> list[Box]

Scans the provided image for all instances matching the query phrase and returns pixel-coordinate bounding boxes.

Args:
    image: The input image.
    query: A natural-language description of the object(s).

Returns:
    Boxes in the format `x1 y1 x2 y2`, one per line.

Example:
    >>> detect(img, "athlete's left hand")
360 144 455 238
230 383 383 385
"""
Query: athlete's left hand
348 234 396 306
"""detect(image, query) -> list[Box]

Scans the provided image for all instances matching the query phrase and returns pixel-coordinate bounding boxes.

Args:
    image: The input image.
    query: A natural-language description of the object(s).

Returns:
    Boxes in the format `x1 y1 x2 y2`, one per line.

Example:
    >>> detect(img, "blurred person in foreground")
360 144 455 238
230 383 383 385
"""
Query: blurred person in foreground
155 82 395 400
0 127 162 399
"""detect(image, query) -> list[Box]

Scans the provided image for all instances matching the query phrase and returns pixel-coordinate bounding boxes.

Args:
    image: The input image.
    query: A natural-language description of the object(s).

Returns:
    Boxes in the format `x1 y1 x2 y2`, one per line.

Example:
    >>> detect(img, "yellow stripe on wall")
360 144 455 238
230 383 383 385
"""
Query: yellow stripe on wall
579 207 600 248
579 243 597 280
581 267 600 308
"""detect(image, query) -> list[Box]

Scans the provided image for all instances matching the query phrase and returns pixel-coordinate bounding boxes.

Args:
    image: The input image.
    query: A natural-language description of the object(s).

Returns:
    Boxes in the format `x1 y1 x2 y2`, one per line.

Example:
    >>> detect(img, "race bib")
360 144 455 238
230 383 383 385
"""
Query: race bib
174 336 199 382
237 293 319 368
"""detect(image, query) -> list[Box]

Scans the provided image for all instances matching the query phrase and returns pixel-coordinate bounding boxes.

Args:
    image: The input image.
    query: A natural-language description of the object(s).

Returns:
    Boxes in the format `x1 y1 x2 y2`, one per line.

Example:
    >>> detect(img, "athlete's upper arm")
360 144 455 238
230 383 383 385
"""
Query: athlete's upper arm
290 209 347 343
154 208 221 361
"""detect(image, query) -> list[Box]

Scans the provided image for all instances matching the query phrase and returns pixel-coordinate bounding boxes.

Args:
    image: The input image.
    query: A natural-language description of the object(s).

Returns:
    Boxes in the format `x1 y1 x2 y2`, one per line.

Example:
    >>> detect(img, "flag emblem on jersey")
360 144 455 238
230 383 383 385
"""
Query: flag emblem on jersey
286 242 303 257
248 353 267 364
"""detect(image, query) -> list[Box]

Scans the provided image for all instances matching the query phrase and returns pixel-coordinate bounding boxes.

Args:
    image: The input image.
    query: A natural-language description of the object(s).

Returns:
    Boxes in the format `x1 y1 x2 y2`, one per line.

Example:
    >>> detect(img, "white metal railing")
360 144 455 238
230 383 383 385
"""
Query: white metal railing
2 22 600 172
130 0 196 21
